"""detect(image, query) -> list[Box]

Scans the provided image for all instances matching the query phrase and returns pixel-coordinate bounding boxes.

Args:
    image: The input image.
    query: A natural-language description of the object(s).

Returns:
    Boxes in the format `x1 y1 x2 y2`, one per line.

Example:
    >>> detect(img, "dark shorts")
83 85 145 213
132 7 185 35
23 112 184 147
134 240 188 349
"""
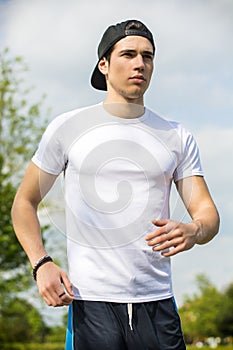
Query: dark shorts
71 298 186 350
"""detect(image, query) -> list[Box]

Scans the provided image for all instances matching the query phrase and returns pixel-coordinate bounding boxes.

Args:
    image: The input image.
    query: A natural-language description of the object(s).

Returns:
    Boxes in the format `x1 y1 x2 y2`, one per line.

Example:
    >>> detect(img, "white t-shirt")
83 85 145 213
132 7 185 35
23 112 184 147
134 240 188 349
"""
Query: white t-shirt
32 103 204 302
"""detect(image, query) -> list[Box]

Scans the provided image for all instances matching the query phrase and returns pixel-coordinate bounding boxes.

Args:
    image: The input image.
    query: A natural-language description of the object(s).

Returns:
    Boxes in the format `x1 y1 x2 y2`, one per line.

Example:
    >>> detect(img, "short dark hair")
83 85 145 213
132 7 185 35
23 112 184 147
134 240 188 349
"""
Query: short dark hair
104 46 114 62
104 20 151 63
125 20 149 33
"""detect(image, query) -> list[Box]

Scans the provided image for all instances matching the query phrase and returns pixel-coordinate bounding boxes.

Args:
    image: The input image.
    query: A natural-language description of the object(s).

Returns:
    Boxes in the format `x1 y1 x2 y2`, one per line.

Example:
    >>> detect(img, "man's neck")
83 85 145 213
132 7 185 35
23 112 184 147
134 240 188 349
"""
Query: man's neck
103 100 145 119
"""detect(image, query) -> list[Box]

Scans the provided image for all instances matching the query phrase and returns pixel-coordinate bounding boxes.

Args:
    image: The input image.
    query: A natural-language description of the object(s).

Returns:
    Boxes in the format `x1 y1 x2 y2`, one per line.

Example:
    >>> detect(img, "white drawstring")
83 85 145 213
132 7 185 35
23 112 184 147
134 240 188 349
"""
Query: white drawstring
127 303 133 331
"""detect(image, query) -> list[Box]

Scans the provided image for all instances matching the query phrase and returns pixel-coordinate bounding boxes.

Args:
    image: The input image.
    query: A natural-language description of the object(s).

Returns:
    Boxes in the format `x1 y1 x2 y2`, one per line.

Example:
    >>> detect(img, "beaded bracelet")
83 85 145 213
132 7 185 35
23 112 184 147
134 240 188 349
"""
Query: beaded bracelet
32 255 53 281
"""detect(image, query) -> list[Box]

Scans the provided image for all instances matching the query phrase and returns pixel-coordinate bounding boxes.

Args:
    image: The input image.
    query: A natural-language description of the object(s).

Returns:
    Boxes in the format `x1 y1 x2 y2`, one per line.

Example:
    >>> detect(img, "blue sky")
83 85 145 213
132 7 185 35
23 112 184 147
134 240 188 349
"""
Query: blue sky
1 0 232 314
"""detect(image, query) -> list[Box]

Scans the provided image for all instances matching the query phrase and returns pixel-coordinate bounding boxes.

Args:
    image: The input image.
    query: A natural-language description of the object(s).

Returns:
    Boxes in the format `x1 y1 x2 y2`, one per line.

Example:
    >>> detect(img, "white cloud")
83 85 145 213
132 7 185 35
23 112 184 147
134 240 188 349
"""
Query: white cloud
197 128 233 190
2 0 232 121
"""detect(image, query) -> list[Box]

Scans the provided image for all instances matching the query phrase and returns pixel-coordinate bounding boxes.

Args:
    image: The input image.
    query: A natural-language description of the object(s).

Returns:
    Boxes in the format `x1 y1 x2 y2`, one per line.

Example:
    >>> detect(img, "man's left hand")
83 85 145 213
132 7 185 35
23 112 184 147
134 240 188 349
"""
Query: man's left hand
145 219 200 257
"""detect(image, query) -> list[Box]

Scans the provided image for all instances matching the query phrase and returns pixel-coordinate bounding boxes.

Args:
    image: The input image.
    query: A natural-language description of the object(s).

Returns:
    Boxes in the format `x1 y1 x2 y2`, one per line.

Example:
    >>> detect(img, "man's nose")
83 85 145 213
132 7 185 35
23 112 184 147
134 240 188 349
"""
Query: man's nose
134 54 145 70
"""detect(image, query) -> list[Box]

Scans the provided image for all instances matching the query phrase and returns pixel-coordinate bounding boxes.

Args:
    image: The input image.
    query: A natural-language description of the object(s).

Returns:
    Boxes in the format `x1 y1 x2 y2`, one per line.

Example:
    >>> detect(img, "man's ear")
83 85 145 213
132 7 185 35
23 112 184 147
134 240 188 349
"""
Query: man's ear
98 57 109 76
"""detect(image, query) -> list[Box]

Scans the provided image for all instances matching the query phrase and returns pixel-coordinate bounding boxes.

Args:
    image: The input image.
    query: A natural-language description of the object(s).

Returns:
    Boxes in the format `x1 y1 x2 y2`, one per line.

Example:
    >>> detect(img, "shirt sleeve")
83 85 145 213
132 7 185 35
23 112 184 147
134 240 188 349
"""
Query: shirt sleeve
32 115 68 175
173 126 204 182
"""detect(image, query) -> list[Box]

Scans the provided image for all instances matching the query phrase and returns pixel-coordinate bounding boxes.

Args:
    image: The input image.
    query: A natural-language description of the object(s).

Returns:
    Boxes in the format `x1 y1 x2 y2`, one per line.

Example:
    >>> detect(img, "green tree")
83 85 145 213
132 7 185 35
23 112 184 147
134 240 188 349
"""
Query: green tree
0 48 49 342
179 274 222 343
0 48 48 280
217 282 233 337
0 297 49 343
0 48 47 181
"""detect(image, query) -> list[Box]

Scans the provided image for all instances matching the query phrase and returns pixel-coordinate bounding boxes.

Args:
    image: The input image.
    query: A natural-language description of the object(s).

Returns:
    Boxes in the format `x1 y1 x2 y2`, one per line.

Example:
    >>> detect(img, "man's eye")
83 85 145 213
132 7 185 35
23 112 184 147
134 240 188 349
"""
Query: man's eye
122 53 133 57
144 54 153 60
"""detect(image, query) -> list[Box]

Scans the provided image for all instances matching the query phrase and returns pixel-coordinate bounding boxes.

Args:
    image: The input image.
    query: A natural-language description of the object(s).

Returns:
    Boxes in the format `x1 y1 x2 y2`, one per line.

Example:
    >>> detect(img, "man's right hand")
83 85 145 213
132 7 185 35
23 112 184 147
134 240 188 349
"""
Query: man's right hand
36 262 74 307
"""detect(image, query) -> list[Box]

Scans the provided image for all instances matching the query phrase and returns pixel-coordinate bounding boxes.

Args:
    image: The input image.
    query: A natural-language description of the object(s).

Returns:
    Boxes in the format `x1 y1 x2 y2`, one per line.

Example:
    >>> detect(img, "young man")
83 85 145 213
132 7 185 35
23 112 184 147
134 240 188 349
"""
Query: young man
12 20 219 349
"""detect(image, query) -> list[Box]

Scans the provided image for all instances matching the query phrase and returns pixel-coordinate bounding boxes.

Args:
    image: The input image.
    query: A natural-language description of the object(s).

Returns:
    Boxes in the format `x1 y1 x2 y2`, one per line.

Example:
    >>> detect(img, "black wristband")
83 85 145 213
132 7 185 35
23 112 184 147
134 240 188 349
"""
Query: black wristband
32 255 53 281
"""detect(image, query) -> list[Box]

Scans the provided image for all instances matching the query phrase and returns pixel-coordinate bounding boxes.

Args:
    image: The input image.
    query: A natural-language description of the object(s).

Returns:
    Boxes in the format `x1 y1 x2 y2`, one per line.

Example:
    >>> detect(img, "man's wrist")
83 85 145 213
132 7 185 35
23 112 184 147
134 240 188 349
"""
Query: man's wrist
32 255 53 281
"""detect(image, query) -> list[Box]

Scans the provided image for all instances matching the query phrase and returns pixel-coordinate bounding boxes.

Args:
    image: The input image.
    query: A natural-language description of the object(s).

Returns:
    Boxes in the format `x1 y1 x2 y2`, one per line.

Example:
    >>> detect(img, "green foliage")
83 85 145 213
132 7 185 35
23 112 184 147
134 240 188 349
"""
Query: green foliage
0 48 48 275
0 48 50 344
0 157 28 270
187 347 233 350
1 343 65 350
179 274 233 343
0 297 49 343
0 48 47 182
217 283 233 337
45 326 66 344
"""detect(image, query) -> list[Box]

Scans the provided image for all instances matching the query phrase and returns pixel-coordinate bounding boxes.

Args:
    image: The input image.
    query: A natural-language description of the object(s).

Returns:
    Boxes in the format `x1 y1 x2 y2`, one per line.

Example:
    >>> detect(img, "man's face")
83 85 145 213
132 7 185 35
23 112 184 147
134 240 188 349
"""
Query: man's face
99 35 154 104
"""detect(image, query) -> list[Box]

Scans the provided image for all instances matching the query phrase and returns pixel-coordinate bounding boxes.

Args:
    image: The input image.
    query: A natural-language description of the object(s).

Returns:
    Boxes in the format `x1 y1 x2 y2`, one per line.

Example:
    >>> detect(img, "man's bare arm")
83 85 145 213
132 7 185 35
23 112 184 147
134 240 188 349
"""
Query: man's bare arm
146 176 220 257
11 161 74 306
11 162 57 265
176 175 220 244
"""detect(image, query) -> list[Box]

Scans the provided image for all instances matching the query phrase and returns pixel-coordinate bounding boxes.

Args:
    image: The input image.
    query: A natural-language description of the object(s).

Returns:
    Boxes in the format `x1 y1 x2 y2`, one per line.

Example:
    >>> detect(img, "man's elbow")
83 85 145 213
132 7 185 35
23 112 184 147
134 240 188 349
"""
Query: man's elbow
11 192 38 223
213 209 220 237
11 193 23 224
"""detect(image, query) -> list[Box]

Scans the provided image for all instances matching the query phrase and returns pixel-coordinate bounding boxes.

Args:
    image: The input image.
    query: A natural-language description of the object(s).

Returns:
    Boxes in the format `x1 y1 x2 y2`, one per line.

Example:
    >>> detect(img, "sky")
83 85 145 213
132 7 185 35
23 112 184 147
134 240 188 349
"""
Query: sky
1 0 232 320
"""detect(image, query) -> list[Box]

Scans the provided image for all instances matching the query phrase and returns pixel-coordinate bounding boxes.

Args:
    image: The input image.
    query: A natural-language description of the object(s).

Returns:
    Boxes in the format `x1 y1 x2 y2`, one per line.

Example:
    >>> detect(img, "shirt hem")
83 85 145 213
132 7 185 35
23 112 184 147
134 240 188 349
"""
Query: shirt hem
174 171 204 183
73 292 174 303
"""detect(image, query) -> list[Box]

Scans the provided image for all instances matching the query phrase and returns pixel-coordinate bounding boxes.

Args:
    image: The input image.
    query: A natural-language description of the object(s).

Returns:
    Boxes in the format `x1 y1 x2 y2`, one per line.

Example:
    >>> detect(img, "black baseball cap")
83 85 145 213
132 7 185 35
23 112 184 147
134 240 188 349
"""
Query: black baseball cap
91 19 155 91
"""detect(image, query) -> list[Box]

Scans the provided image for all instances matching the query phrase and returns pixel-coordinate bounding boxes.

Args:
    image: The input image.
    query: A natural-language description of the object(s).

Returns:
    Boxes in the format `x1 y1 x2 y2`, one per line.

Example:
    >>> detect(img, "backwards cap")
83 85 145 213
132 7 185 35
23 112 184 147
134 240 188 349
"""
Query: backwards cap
91 19 155 91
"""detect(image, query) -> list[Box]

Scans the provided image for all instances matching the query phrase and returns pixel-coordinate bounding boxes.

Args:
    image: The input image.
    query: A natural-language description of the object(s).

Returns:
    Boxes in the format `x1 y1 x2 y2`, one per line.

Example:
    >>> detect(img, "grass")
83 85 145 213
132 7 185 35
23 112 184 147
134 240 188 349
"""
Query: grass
1 343 64 350
187 346 233 350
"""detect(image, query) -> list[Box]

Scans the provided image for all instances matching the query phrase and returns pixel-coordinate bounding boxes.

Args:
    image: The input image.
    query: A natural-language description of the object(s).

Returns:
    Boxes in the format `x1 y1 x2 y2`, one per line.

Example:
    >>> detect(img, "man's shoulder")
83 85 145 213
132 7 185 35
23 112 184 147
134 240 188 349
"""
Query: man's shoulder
145 108 195 147
52 103 100 123
45 103 102 134
146 108 182 131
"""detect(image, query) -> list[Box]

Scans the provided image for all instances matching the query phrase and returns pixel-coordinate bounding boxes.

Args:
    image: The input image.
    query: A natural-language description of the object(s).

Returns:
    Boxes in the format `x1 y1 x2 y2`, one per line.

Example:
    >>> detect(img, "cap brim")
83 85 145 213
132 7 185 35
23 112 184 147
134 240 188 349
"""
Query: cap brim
90 63 107 91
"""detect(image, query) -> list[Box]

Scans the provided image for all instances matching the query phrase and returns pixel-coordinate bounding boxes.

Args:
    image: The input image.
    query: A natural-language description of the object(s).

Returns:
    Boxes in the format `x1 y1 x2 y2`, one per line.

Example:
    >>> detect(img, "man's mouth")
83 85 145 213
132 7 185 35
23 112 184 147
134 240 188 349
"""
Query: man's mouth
129 75 146 83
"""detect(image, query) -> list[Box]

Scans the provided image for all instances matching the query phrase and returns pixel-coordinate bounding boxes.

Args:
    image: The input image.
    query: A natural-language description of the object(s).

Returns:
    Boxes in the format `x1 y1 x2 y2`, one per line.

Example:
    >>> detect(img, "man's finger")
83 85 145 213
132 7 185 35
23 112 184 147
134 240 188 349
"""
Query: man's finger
152 219 169 227
161 245 184 257
58 291 66 298
145 225 168 241
57 291 73 306
61 273 74 297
